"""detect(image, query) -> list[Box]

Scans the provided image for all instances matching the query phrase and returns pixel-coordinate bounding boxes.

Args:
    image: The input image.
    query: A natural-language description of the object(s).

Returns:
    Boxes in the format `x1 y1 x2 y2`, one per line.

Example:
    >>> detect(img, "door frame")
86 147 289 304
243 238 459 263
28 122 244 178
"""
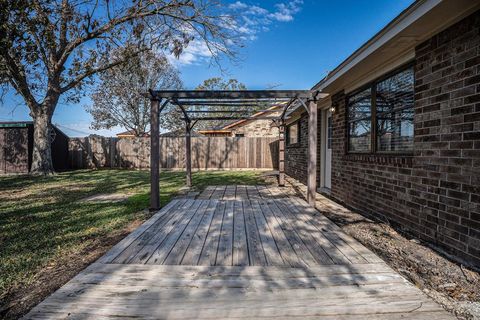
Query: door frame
319 105 332 193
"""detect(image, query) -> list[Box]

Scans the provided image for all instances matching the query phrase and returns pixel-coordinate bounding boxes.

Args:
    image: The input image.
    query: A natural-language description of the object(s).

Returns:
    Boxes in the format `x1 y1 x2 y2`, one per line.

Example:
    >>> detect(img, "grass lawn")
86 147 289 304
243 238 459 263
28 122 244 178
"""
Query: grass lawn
0 169 269 318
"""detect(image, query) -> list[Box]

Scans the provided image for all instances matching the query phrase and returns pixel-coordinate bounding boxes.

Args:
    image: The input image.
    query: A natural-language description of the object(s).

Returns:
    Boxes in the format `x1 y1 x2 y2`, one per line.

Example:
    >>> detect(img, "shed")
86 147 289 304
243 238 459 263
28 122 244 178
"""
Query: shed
0 122 69 174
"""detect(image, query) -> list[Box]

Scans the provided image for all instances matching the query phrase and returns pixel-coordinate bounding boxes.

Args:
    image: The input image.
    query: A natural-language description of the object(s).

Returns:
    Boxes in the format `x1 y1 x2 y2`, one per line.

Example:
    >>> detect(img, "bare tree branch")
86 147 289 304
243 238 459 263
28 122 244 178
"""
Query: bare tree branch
0 0 241 173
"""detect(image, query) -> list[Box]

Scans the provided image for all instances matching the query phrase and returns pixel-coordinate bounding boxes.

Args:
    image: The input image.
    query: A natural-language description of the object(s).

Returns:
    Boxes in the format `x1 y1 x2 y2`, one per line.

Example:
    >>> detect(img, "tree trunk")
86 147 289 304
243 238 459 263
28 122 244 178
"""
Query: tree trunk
30 111 55 175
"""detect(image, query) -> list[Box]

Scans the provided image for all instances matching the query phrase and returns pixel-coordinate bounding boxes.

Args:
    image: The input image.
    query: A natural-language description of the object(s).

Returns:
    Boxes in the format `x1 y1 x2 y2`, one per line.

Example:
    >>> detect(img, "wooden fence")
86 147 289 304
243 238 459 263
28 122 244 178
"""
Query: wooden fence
69 136 279 170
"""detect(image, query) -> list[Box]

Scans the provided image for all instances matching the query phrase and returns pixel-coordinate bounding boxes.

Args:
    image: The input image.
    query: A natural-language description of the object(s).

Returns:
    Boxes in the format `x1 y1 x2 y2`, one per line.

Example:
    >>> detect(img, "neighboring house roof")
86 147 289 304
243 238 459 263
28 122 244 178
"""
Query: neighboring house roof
198 105 283 135
116 129 150 138
287 0 480 119
197 130 232 135
160 129 202 137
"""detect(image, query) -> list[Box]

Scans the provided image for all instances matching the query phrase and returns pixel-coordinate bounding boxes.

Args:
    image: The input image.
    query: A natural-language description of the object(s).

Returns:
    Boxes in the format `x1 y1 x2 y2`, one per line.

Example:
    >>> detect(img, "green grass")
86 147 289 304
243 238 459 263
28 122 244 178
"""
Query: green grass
0 169 267 301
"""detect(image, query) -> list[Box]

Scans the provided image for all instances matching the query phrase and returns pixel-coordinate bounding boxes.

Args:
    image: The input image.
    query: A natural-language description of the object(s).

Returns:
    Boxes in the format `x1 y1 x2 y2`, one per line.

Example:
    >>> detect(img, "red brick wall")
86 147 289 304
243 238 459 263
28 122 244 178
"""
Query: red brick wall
330 11 480 267
412 10 480 266
286 10 480 266
285 112 321 186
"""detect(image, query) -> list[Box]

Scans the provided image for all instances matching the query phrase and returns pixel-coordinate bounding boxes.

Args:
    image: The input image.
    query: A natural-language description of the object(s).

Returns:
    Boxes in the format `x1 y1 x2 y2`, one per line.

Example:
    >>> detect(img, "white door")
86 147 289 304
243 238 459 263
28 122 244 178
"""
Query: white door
324 110 332 189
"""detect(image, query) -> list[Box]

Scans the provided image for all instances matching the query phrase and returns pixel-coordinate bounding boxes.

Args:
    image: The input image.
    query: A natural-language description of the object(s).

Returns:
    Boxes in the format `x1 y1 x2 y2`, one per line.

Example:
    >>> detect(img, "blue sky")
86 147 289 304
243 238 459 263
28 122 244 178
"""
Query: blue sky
0 0 414 137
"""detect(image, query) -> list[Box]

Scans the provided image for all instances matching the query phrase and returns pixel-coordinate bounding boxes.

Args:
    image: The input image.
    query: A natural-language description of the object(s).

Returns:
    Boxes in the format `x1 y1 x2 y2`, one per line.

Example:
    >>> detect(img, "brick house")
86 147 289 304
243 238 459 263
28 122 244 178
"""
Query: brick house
198 105 281 138
284 0 480 267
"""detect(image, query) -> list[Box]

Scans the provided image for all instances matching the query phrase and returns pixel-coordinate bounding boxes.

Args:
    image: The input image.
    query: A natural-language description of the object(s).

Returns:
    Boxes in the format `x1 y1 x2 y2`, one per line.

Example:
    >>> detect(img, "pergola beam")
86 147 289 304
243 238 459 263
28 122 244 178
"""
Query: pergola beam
151 90 315 100
185 109 279 114
172 101 287 106
182 116 282 121
182 104 268 107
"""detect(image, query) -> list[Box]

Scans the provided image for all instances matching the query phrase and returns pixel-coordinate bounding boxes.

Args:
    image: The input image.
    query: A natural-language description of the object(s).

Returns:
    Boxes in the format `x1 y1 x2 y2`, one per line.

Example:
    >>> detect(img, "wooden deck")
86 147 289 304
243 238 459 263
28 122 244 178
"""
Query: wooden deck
24 185 453 319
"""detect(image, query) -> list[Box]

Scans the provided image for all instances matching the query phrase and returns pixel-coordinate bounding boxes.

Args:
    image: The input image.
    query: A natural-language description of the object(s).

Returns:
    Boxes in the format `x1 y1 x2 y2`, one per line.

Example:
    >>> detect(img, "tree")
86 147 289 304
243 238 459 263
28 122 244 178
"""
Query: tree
0 0 239 174
194 77 247 130
86 50 182 136
196 77 246 91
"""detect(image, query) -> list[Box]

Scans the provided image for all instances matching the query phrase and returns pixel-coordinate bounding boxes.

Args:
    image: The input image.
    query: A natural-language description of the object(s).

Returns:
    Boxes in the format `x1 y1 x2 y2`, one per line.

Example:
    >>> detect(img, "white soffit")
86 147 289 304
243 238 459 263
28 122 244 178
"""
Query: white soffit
344 49 415 94
317 97 332 110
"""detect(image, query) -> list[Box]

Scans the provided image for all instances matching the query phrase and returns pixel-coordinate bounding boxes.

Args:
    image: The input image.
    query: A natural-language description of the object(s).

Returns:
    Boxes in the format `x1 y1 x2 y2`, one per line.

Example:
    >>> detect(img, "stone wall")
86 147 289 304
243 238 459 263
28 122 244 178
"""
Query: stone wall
231 118 279 138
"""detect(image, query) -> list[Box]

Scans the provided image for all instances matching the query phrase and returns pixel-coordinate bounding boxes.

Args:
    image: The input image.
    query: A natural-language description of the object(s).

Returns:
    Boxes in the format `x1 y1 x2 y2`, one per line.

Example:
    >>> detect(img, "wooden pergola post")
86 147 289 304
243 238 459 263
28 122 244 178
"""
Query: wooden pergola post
278 121 285 187
150 98 161 211
307 100 318 206
147 90 328 210
185 121 192 188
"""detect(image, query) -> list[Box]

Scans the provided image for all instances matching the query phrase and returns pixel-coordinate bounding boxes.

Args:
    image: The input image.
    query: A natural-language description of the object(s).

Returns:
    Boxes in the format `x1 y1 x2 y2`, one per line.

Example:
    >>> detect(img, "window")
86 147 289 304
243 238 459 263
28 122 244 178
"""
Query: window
287 122 299 145
347 65 414 153
376 68 414 151
235 133 245 137
347 88 372 152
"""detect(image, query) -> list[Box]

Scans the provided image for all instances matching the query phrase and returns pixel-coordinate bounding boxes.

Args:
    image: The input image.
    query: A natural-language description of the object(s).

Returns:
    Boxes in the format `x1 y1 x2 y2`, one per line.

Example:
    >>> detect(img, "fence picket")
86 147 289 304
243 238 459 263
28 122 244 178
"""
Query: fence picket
69 136 279 170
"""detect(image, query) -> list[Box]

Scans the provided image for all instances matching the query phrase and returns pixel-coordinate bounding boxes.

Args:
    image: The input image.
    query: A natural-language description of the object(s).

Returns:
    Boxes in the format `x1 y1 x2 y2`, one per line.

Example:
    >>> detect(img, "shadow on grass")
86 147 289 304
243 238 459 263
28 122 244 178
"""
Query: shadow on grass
0 169 268 304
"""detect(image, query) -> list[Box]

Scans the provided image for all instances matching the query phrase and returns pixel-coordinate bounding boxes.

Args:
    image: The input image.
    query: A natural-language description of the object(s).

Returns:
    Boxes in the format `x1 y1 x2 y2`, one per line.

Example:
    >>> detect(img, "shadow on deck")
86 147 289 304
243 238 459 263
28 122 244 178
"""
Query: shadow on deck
24 186 453 319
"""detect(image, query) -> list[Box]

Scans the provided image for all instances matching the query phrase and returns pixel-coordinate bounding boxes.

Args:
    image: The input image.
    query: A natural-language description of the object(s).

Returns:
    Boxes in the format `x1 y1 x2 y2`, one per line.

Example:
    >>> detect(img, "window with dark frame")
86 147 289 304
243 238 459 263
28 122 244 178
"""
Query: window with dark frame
347 65 414 153
287 122 299 145
347 88 372 152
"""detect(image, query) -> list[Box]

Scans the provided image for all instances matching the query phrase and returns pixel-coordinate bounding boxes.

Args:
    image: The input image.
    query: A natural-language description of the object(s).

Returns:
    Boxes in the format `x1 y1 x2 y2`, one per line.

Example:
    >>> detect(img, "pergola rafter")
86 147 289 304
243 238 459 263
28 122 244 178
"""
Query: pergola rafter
181 116 282 121
149 89 328 210
185 109 279 113
150 90 316 99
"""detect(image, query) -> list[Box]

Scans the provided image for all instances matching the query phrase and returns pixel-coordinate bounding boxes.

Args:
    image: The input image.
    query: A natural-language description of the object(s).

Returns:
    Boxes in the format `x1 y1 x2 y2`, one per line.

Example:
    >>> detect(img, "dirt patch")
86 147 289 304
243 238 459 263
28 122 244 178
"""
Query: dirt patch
321 211 480 319
285 176 480 320
0 219 143 320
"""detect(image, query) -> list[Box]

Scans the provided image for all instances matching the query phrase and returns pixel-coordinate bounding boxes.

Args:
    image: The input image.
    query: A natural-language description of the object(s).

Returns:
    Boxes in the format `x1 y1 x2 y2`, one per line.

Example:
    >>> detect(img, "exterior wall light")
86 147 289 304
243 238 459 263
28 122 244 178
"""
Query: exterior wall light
330 106 336 113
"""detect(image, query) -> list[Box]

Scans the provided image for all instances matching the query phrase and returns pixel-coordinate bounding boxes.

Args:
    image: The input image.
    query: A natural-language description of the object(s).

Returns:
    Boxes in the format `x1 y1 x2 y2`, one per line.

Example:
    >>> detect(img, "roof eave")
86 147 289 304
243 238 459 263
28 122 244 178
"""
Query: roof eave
312 0 437 91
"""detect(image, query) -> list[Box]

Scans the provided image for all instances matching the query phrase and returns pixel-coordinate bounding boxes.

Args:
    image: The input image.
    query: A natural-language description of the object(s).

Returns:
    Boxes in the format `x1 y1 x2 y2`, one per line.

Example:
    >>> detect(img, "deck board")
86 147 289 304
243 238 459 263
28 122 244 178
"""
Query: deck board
232 200 249 266
258 199 305 268
182 200 218 265
266 199 319 266
24 185 454 320
243 200 267 266
250 199 285 266
216 200 234 266
145 200 203 264
197 201 226 266
164 200 212 265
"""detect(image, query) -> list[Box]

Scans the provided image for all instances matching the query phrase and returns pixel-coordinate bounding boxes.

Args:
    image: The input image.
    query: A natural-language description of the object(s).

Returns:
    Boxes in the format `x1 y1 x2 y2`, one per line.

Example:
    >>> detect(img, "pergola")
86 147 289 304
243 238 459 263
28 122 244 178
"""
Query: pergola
148 90 328 210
